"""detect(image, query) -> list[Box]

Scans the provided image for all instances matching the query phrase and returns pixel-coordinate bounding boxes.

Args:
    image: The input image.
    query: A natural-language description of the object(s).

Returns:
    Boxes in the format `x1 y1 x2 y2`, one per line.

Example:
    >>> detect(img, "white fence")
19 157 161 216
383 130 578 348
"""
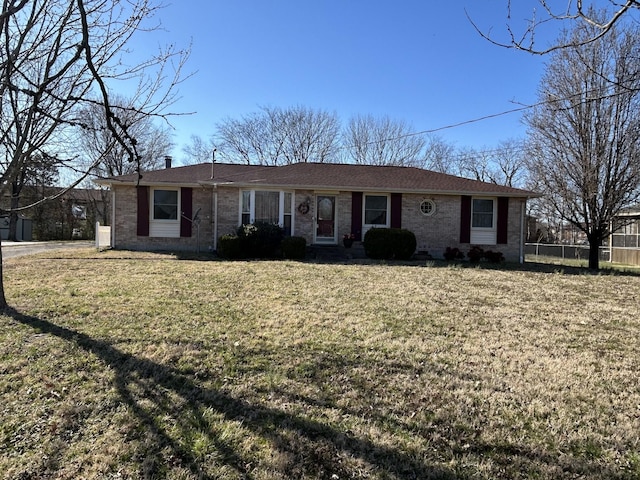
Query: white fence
95 222 111 249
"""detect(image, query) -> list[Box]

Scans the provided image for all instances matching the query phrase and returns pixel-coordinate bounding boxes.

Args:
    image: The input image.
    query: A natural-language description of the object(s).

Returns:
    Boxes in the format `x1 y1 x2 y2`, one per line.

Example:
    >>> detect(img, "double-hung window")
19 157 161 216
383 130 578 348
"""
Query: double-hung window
471 198 496 244
153 190 178 220
150 188 180 237
364 194 389 226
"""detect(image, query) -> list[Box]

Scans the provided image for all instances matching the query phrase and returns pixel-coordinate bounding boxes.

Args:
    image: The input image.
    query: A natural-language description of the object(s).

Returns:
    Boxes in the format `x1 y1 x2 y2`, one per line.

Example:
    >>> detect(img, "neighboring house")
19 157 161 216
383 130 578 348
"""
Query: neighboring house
0 215 32 241
22 187 109 240
611 207 640 265
97 162 538 262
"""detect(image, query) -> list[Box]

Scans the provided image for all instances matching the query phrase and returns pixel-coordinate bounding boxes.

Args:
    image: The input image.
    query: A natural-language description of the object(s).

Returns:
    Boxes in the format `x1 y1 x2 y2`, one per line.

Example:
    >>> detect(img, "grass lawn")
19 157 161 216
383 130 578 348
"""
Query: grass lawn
1 249 640 479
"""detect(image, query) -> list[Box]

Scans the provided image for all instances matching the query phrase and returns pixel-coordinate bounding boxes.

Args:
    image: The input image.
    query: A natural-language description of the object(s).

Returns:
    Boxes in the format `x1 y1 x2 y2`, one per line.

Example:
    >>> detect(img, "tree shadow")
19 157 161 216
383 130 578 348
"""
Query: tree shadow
6 307 456 479
7 308 632 479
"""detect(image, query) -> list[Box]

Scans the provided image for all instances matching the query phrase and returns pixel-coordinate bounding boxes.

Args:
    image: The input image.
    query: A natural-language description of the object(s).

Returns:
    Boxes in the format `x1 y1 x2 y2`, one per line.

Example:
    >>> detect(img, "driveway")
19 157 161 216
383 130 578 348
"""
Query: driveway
1 241 94 259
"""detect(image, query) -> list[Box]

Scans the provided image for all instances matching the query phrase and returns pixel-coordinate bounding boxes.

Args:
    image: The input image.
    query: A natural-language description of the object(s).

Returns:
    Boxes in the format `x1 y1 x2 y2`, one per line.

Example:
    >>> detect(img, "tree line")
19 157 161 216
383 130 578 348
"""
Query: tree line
182 106 530 189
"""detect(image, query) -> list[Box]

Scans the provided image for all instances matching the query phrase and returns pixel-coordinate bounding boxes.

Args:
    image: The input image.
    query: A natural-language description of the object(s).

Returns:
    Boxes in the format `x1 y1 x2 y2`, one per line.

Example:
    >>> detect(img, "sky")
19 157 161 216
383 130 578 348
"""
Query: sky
127 1 563 165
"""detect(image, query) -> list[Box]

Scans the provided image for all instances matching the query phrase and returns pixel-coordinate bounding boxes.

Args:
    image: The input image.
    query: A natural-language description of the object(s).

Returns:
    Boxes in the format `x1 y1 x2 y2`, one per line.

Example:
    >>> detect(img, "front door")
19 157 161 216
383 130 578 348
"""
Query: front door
315 195 336 244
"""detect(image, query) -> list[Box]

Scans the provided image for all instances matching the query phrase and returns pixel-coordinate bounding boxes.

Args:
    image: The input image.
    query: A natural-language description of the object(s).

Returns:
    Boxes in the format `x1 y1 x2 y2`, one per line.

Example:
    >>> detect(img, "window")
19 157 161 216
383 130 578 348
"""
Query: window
283 192 292 235
255 191 280 224
420 199 436 217
241 191 251 225
153 189 178 220
472 199 494 228
364 195 388 225
240 190 294 234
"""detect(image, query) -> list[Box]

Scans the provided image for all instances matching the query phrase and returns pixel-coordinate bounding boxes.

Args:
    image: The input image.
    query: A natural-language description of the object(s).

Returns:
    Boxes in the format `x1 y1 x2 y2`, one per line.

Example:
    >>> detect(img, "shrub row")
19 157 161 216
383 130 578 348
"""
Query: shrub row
219 223 424 262
444 245 504 263
218 222 307 259
363 228 417 260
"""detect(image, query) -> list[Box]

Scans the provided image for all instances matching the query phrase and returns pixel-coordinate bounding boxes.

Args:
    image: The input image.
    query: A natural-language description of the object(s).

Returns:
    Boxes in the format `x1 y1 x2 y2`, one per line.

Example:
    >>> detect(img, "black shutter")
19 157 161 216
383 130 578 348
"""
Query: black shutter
180 187 193 238
351 192 363 241
390 193 402 228
497 197 509 244
460 195 471 243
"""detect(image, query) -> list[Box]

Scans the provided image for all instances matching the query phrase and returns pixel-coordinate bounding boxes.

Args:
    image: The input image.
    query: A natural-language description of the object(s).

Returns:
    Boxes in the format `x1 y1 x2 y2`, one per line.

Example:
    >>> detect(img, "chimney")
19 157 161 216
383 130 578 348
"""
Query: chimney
164 155 172 169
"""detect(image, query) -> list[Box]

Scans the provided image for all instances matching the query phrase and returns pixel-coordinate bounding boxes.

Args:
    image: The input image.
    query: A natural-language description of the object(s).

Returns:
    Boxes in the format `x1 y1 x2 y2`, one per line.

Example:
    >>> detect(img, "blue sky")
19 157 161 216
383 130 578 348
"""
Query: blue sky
131 1 561 164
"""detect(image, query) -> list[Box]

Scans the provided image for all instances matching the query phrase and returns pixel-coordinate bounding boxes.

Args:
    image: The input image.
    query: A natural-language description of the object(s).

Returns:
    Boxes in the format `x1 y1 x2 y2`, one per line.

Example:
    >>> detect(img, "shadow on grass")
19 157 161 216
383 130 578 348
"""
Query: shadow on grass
6 307 632 479
6 307 457 479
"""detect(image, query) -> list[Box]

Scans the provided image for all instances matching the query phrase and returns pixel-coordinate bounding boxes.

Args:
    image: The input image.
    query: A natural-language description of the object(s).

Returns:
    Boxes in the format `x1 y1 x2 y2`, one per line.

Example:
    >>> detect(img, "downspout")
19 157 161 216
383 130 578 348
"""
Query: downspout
211 149 218 252
111 188 116 248
519 199 526 264
213 184 219 252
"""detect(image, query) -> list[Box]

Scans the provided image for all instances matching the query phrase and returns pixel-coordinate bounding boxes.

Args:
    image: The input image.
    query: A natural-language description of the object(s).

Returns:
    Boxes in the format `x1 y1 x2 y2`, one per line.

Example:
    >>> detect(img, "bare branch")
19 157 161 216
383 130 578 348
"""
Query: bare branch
469 1 639 55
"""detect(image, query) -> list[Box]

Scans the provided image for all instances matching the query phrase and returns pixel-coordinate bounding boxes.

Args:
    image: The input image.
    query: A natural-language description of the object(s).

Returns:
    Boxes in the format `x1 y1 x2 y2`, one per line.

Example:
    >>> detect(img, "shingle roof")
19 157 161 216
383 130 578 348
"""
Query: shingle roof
98 162 537 197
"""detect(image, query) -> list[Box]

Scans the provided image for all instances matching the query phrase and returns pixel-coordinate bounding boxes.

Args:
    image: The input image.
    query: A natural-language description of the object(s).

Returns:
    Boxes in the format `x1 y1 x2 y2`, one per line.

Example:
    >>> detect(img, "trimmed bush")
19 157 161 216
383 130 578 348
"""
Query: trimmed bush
391 228 417 260
467 246 485 263
484 250 505 263
237 222 284 258
363 228 416 260
466 246 505 264
364 228 394 259
444 247 465 261
217 234 243 259
281 236 307 260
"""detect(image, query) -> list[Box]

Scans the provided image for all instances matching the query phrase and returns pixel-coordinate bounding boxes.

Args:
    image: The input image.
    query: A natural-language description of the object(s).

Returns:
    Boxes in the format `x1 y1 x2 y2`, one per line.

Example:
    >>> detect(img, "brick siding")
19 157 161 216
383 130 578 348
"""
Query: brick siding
112 185 525 261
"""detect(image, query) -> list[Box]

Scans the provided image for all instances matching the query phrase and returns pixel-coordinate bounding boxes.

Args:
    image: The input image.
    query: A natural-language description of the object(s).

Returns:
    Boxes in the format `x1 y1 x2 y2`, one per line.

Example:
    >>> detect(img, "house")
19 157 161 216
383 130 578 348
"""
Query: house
97 162 537 262
610 207 640 265
0 214 32 241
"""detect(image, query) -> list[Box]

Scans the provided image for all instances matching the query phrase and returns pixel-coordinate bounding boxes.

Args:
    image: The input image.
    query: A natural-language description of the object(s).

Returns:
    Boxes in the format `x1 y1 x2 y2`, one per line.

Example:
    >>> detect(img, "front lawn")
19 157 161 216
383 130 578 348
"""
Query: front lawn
1 250 639 479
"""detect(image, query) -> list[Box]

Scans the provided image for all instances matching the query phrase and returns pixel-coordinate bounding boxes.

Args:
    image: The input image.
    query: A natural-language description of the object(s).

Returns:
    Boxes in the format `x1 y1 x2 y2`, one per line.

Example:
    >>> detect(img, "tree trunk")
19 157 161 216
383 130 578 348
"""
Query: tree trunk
0 245 7 309
8 212 18 242
8 189 19 242
588 237 601 270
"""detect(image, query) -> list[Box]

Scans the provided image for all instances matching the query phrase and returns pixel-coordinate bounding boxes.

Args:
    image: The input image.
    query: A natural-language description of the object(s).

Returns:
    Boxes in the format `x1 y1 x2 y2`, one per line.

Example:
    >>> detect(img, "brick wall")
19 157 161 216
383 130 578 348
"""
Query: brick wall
113 185 215 252
400 194 524 262
112 185 526 261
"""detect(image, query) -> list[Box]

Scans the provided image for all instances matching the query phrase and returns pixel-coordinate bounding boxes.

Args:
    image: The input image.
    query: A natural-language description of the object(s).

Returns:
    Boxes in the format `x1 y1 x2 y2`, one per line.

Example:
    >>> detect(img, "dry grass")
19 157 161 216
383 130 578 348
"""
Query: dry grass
1 248 639 479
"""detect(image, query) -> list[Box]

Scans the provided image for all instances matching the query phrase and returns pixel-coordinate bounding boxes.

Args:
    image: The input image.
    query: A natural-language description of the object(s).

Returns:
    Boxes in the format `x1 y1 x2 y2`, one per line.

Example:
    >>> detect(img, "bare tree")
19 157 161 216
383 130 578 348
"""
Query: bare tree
182 134 216 164
344 114 425 166
421 134 457 173
470 1 640 54
525 16 640 269
456 146 495 183
0 0 188 307
491 138 529 187
215 106 340 165
77 95 174 177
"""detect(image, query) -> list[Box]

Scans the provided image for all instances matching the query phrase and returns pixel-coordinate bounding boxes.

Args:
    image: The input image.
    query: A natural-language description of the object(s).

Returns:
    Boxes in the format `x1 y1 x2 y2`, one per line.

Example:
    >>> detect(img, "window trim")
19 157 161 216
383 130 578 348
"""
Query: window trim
420 198 436 217
151 188 180 222
363 193 390 228
470 197 497 245
471 197 496 230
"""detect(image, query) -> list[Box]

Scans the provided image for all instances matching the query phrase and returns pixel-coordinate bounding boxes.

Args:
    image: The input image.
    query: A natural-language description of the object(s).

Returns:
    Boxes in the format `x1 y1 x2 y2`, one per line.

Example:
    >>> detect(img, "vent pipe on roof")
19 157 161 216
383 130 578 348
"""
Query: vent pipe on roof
164 155 172 169
211 148 217 179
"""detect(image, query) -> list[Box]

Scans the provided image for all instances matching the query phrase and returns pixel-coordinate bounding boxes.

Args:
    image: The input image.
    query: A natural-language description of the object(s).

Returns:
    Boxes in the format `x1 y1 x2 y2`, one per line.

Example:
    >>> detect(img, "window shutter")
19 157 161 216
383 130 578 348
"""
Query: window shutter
351 192 363 240
497 197 509 244
180 187 193 238
390 193 402 228
460 195 471 243
137 186 149 237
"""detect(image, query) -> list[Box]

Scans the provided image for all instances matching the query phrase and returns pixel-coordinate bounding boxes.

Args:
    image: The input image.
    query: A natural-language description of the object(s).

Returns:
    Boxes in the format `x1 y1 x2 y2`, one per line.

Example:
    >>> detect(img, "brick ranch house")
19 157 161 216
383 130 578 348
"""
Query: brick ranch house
97 162 537 262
